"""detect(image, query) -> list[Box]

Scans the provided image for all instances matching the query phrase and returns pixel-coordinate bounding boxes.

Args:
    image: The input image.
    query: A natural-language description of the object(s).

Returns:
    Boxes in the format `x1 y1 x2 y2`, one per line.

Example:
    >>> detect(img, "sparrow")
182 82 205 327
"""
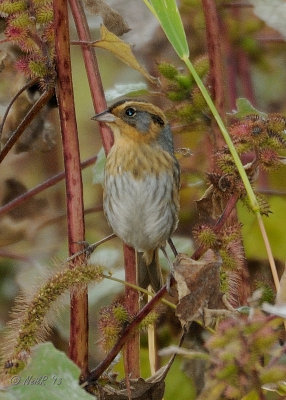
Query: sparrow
92 99 180 291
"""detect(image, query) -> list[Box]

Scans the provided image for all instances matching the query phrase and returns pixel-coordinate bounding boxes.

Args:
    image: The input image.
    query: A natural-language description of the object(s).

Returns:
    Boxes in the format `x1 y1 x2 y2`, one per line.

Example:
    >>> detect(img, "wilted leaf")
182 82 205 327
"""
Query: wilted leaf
196 172 239 222
98 354 179 399
92 25 158 84
83 0 129 36
98 377 164 400
174 250 223 327
230 98 267 119
8 343 95 400
195 185 217 221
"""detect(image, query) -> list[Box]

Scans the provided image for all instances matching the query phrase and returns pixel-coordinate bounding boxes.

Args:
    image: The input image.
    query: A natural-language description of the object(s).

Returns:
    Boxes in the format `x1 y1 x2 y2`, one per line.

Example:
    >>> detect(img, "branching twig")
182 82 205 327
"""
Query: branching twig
0 89 53 163
0 77 39 143
0 155 97 217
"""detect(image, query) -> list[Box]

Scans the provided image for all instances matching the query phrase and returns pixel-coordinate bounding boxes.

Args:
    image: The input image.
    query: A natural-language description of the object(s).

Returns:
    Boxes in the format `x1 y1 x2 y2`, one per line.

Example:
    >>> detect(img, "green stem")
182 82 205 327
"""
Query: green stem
256 213 280 291
182 56 259 213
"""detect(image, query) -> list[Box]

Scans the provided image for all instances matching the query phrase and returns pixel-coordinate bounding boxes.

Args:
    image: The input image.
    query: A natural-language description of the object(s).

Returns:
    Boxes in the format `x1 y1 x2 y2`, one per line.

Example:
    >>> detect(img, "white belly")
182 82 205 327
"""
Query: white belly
104 171 178 251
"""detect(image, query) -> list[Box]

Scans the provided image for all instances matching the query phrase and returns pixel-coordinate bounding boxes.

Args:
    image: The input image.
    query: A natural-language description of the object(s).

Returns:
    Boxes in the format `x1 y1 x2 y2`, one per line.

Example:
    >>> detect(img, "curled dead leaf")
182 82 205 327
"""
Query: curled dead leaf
174 251 223 328
92 25 158 85
96 351 178 399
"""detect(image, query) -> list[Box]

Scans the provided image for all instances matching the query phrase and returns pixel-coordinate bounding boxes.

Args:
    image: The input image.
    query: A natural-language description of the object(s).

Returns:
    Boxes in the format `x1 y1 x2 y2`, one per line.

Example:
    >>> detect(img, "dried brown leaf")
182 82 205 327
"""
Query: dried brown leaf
98 375 164 400
174 251 223 327
195 185 223 221
97 355 177 399
83 0 130 36
92 25 158 85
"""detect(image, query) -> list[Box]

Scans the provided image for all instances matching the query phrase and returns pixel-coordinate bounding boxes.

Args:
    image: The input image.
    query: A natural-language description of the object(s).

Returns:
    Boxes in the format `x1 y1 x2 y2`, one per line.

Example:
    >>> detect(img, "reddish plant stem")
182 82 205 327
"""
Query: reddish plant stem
0 89 53 163
69 0 139 377
223 2 253 8
237 48 256 105
124 245 140 379
0 155 97 217
68 0 113 153
53 0 88 377
0 250 32 262
219 18 238 110
201 0 225 150
192 192 240 261
87 284 167 384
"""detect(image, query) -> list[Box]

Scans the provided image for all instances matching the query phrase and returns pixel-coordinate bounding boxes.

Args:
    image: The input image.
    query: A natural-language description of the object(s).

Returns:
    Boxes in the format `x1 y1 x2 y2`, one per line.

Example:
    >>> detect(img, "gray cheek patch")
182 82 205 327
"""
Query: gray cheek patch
122 111 151 134
157 124 175 155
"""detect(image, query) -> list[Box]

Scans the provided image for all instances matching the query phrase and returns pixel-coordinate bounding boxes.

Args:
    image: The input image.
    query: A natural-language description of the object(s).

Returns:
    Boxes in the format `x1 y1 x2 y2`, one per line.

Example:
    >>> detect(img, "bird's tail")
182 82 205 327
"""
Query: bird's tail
136 249 163 292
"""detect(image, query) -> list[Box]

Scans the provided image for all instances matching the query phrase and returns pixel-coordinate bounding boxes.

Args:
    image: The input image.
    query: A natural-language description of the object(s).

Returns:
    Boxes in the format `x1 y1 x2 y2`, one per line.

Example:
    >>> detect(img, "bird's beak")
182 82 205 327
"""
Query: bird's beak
91 110 116 123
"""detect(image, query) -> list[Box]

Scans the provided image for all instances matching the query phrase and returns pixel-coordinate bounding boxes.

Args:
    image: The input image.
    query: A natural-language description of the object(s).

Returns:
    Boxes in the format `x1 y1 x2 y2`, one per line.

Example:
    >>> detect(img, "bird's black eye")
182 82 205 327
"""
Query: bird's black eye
125 107 136 117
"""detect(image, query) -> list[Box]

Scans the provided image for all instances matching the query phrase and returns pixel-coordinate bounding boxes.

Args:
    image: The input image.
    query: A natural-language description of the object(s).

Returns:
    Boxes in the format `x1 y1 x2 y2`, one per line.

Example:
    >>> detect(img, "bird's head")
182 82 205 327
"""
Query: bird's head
92 99 174 152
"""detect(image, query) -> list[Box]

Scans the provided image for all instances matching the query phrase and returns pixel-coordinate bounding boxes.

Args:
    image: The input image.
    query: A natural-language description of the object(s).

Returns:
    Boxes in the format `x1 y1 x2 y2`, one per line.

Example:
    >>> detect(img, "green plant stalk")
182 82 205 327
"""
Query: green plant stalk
142 0 279 294
183 56 259 213
256 214 280 292
181 58 279 293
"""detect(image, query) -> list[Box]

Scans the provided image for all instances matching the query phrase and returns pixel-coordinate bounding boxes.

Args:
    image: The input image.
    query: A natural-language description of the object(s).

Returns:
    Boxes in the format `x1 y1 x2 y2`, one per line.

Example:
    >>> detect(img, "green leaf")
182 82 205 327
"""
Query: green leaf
8 343 95 400
143 0 189 59
241 390 259 400
92 147 106 185
230 98 267 119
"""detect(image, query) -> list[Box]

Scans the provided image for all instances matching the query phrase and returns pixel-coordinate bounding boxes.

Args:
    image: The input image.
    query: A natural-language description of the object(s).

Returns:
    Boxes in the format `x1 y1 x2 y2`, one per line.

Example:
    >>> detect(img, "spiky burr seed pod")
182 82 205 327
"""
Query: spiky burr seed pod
193 54 209 77
2 263 103 375
158 62 178 80
193 224 218 248
99 303 130 351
